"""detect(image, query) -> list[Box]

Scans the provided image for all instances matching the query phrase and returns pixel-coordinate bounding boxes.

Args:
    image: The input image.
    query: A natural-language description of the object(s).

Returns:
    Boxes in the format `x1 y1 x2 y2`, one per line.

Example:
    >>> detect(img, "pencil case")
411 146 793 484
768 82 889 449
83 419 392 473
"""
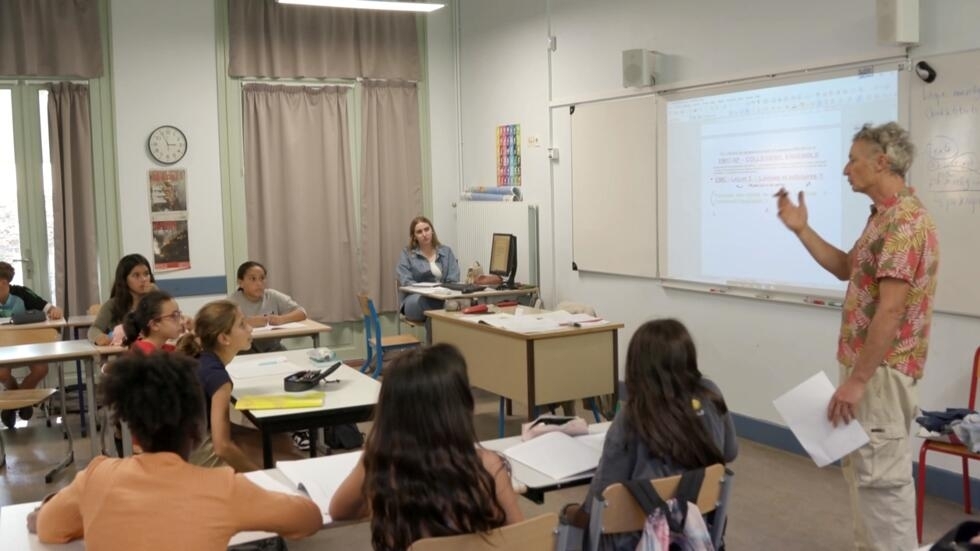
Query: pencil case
283 362 342 392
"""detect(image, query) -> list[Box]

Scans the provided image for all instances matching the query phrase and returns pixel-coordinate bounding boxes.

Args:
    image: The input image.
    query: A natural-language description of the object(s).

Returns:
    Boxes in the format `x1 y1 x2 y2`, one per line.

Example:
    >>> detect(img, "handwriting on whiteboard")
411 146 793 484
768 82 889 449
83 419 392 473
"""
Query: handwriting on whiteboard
926 135 979 196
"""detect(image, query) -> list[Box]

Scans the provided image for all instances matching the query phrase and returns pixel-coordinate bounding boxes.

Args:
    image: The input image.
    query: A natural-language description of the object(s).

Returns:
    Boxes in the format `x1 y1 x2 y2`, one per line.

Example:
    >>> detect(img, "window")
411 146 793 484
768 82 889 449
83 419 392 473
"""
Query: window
0 84 56 296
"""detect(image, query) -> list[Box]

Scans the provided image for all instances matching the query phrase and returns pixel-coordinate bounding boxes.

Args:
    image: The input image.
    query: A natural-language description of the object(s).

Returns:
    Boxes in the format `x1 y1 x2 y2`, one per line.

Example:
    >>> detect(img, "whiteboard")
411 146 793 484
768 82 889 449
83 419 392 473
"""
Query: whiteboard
909 49 980 316
570 95 658 277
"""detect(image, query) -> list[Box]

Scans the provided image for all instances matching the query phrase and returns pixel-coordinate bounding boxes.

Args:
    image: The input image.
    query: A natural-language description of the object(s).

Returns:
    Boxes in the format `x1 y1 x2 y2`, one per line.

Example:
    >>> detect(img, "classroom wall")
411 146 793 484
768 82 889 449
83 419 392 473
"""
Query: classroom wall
109 0 227 312
430 0 980 475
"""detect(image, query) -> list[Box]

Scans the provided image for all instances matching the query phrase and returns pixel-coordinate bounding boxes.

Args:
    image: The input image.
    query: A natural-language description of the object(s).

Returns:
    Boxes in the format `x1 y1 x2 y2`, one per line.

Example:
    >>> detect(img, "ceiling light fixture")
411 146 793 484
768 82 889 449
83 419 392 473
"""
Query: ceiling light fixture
277 0 444 12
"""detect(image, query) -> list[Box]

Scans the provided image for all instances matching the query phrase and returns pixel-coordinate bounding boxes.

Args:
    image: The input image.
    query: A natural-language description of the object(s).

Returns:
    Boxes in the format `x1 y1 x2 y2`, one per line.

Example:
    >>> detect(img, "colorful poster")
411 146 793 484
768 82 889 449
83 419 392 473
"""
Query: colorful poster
496 124 521 186
148 169 190 271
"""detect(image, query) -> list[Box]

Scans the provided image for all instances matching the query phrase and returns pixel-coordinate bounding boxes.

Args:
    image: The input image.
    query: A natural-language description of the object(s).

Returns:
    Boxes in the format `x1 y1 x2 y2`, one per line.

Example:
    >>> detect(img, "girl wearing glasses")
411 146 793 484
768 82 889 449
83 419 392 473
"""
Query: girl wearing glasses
123 290 183 354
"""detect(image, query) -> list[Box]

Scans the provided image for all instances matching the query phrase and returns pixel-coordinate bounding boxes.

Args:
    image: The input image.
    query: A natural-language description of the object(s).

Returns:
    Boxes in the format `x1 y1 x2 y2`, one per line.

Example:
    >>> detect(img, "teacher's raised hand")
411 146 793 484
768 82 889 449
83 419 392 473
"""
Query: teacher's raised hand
774 188 808 235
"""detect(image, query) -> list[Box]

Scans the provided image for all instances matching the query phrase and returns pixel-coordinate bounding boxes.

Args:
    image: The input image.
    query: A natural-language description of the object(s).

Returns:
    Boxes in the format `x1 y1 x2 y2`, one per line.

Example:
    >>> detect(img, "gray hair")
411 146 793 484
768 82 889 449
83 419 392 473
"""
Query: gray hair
853 122 916 177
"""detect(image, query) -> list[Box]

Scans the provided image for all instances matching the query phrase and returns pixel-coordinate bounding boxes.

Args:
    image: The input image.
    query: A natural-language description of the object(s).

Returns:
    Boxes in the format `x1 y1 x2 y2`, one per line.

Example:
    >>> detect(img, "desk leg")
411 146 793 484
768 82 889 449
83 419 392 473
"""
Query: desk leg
85 358 100 459
262 432 274 469
73 327 87 436
45 363 75 483
526 341 537 421
308 427 318 458
312 333 320 348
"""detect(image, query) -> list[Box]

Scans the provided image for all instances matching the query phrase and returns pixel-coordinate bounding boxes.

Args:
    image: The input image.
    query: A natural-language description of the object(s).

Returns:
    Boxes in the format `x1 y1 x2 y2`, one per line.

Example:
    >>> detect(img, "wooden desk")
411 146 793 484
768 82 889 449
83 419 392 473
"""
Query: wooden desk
0 340 101 482
227 349 379 468
250 319 332 348
426 309 621 431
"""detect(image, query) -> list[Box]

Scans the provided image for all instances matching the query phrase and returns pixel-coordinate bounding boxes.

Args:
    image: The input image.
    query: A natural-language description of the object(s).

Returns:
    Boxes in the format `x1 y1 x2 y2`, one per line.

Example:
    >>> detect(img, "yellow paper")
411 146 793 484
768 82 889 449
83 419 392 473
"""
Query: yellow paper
234 392 325 410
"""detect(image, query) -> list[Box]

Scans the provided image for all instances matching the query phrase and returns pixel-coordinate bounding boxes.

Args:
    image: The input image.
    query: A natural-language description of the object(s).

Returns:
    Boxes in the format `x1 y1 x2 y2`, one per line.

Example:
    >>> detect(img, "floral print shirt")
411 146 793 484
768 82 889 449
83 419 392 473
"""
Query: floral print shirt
837 188 939 379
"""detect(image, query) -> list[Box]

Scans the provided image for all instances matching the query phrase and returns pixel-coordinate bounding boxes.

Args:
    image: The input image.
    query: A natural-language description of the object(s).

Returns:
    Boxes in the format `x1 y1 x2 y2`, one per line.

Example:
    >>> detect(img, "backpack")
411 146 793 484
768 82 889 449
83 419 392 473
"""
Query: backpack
324 423 364 450
624 469 715 551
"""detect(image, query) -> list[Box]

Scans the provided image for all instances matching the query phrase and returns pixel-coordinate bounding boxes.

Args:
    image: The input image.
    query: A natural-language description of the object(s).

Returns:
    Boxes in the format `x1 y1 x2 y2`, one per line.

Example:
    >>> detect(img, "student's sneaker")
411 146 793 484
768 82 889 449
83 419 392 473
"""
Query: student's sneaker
0 409 16 429
291 430 311 452
18 406 34 421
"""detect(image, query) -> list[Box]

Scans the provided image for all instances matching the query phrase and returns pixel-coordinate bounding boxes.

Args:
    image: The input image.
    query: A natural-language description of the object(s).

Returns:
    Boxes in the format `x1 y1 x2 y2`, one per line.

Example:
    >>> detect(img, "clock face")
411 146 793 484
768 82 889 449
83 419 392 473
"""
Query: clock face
147 125 187 165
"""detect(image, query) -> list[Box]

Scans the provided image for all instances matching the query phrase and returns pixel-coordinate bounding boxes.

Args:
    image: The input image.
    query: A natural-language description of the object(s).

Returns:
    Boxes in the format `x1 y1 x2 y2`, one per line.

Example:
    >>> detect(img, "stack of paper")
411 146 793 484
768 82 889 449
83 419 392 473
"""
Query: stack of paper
234 392 325 410
229 356 300 379
252 321 308 333
503 432 602 480
277 452 363 521
773 371 870 467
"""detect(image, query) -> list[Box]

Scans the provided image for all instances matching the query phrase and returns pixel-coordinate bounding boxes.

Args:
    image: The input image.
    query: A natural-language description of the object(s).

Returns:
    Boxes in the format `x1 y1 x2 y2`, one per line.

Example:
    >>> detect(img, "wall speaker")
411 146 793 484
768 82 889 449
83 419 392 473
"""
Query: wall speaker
622 49 660 88
876 0 919 45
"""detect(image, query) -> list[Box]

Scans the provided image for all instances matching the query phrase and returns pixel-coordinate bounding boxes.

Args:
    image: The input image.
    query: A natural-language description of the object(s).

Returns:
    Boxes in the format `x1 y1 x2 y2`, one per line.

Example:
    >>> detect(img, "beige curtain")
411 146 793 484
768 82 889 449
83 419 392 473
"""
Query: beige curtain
359 81 422 312
228 0 419 80
242 83 359 321
48 83 100 316
0 0 102 78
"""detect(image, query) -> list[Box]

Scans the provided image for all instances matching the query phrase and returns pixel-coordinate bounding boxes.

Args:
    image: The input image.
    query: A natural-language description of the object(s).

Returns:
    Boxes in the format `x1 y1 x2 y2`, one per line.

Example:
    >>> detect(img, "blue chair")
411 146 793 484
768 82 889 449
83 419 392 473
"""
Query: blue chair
357 294 421 379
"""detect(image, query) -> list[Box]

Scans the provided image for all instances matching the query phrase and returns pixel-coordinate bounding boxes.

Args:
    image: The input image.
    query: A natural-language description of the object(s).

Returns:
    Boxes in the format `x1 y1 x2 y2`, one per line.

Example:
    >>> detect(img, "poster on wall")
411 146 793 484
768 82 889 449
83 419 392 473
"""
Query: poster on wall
148 169 190 271
496 123 521 186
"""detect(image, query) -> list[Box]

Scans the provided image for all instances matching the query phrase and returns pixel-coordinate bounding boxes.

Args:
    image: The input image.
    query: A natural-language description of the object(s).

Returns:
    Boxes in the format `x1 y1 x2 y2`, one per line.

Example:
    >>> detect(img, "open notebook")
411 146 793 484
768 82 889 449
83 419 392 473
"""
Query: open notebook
503 431 602 480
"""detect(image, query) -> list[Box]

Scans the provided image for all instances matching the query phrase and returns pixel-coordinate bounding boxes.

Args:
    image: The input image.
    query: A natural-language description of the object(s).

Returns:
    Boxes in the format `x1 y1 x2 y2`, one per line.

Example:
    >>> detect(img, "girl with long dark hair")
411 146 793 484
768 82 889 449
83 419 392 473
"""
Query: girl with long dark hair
563 318 738 550
329 344 522 550
88 254 157 345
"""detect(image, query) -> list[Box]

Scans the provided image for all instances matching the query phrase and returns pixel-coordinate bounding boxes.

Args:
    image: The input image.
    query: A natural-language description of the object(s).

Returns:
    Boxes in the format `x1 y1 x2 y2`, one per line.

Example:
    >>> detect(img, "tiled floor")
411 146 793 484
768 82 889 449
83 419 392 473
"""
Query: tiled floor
0 390 972 550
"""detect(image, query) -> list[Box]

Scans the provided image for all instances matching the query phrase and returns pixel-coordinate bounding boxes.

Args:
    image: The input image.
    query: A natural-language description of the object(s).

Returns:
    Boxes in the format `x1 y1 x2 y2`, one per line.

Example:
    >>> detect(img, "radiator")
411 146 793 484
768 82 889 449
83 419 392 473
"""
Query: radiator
455 202 539 286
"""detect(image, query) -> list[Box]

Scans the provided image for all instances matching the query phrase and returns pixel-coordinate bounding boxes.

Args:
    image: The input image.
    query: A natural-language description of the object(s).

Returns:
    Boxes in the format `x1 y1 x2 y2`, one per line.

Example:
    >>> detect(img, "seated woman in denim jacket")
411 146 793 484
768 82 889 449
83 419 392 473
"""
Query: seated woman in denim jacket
396 216 460 322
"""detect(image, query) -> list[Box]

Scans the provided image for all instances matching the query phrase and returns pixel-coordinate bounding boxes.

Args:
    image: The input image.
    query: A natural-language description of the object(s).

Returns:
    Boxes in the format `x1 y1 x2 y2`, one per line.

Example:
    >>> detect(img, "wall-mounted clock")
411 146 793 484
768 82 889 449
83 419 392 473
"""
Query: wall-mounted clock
147 125 187 165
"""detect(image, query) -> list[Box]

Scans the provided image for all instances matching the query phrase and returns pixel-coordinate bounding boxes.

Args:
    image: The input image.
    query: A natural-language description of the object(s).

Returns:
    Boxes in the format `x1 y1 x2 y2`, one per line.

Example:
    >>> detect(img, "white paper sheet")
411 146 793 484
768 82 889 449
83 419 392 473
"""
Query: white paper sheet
773 371 870 467
252 321 308 332
503 431 601 480
276 452 363 521
228 356 300 379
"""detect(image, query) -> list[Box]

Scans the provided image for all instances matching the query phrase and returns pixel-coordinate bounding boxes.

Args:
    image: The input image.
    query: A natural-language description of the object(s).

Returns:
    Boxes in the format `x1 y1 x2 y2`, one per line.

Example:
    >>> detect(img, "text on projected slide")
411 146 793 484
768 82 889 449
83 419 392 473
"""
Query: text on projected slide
663 69 899 295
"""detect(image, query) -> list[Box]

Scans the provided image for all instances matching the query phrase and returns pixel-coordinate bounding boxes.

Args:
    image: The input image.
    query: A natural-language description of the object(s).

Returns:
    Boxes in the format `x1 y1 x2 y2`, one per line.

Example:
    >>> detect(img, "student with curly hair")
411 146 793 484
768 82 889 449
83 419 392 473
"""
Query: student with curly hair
29 352 321 549
329 344 522 550
561 319 738 550
178 300 260 472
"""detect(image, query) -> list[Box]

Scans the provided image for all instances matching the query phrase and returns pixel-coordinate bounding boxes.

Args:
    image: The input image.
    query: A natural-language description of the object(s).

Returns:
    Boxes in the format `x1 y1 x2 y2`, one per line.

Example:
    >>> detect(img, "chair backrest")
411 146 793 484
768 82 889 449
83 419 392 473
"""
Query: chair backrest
969 346 980 410
596 463 726 535
0 327 61 347
407 513 558 551
357 293 382 350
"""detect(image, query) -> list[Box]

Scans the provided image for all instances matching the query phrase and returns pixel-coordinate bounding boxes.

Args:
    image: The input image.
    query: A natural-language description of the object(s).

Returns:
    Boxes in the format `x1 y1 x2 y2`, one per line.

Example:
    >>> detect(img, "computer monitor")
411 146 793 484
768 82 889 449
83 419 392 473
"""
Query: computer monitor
489 233 518 289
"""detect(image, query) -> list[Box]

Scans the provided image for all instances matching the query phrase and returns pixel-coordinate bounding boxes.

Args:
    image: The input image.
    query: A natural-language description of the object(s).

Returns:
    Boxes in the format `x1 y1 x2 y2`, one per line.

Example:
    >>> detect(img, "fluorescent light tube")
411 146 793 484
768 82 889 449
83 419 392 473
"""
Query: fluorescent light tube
278 0 444 12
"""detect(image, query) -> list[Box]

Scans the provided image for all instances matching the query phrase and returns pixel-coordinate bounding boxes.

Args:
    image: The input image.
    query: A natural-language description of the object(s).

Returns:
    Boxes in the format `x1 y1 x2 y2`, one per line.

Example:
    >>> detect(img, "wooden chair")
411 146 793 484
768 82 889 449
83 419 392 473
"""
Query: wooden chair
408 513 559 551
0 326 74 482
916 346 980 543
357 294 421 379
586 463 732 551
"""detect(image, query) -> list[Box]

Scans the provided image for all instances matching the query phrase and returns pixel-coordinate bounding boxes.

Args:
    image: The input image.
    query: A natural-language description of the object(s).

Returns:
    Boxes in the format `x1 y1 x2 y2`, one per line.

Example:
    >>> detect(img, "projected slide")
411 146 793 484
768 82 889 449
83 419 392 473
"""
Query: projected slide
663 69 899 296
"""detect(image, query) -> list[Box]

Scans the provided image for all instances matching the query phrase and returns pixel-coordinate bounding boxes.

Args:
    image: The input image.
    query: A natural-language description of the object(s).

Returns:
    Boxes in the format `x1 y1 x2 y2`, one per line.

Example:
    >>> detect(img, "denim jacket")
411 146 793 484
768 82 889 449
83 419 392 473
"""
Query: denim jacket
396 245 460 287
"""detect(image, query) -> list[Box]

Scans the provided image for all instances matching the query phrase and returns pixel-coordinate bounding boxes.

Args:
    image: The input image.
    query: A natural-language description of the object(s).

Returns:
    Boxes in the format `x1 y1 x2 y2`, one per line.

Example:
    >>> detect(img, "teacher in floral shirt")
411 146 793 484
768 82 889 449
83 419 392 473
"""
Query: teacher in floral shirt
775 122 939 551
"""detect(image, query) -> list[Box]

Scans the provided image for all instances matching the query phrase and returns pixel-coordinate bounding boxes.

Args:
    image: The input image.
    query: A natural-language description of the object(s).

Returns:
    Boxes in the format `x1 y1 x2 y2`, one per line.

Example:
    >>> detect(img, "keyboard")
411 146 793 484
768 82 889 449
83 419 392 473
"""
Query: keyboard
442 282 482 294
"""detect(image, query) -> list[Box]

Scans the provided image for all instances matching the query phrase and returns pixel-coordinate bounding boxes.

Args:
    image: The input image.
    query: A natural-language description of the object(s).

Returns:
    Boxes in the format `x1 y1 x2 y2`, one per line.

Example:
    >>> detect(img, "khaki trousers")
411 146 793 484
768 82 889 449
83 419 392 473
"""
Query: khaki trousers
839 364 918 551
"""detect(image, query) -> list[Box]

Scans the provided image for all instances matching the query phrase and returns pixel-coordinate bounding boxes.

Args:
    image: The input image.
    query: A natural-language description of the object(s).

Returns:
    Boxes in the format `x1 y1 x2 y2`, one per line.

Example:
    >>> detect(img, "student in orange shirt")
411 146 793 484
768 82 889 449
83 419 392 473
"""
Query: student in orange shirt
30 352 321 550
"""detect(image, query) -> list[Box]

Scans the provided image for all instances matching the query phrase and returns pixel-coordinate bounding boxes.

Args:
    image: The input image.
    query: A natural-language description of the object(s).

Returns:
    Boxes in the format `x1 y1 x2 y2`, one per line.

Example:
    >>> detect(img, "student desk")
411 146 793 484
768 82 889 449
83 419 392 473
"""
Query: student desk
0 340 100 482
251 319 332 348
425 309 621 427
227 349 380 468
481 422 610 504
